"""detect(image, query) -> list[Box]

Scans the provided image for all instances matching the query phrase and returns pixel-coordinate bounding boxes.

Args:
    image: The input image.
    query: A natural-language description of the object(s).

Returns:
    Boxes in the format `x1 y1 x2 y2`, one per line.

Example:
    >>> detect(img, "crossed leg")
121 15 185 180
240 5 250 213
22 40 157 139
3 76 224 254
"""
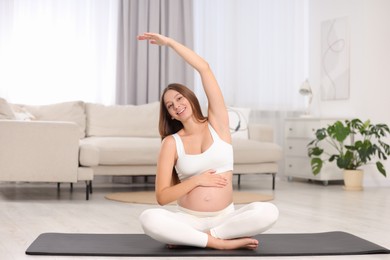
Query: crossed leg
139 202 278 250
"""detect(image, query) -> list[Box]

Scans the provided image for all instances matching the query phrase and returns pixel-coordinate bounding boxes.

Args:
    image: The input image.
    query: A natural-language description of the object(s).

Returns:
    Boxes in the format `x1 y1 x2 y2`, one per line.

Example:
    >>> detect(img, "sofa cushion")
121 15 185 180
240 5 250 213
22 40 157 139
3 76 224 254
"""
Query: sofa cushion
232 139 283 164
0 97 15 119
11 101 86 138
86 102 160 137
79 142 100 166
80 136 281 168
79 137 161 166
12 105 36 121
14 111 36 121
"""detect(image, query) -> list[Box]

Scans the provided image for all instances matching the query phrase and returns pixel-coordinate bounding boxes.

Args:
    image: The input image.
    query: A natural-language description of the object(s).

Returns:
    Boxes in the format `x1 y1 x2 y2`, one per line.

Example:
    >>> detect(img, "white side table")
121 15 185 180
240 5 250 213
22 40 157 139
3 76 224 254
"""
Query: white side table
284 117 344 185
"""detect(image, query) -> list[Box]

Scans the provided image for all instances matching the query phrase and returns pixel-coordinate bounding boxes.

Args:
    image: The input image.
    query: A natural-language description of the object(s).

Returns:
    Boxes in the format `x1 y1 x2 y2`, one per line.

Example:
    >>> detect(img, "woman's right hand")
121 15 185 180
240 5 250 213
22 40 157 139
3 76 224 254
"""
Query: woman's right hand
194 170 228 188
137 32 170 46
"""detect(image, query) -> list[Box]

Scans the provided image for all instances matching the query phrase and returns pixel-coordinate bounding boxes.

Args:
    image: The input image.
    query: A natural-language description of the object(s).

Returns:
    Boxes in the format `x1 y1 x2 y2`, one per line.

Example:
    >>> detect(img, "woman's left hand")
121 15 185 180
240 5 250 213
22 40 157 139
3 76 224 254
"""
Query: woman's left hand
137 32 169 46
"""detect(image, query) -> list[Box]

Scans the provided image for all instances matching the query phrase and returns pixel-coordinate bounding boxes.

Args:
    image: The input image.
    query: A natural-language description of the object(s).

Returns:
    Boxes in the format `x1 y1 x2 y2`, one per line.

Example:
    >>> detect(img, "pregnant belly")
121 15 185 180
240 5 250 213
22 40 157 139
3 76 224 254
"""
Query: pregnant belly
178 172 233 212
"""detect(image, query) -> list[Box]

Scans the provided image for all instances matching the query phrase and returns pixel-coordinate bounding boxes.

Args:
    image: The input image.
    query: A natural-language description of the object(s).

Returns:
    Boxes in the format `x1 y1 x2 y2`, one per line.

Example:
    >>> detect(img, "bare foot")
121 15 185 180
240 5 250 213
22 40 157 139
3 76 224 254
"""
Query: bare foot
207 235 259 250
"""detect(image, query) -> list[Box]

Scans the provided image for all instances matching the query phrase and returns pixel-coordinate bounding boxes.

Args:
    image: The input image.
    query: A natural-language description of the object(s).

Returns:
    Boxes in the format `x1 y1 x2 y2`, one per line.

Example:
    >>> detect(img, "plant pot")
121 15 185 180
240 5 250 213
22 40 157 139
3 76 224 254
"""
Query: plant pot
343 169 364 191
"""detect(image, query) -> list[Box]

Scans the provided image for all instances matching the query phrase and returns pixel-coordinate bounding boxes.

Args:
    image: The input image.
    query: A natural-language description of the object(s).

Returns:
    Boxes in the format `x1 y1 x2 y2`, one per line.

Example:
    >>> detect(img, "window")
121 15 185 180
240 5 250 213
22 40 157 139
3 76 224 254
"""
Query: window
193 0 308 111
0 0 118 105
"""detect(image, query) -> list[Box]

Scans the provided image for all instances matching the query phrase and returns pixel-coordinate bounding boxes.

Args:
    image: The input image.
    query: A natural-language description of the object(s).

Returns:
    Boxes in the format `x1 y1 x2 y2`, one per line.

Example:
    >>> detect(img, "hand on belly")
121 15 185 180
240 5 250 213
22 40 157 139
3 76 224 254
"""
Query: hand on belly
179 172 233 212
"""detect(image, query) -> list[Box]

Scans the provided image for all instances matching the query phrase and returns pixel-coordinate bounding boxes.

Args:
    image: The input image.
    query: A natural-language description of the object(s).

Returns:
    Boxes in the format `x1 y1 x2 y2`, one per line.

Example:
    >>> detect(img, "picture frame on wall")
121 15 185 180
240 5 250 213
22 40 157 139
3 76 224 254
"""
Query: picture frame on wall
321 16 350 101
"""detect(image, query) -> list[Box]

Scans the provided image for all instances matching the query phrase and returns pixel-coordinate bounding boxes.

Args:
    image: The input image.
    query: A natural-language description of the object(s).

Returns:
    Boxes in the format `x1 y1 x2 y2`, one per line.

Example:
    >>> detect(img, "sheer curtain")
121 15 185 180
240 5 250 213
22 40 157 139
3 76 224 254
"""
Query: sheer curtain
193 0 308 149
0 0 308 113
0 0 118 105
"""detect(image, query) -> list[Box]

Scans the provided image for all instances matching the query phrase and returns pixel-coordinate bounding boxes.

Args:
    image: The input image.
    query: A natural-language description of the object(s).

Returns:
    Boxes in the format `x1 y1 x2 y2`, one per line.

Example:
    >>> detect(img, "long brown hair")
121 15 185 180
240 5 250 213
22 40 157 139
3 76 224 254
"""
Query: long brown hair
159 83 207 140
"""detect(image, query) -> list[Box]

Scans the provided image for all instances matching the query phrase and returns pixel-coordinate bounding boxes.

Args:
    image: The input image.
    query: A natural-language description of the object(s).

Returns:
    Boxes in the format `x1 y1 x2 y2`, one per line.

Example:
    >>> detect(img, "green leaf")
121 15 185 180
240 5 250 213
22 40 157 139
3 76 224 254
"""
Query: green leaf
308 147 323 157
311 158 323 175
345 145 357 151
315 128 327 140
337 151 354 169
379 140 390 155
350 119 364 131
330 121 350 142
329 154 339 162
376 161 387 177
357 140 374 164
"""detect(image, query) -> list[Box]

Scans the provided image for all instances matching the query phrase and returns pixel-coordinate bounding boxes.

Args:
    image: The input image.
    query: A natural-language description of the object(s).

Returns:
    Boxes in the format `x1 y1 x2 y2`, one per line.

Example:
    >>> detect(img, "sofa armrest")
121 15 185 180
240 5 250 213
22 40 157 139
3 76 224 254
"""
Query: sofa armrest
0 120 79 182
248 123 274 142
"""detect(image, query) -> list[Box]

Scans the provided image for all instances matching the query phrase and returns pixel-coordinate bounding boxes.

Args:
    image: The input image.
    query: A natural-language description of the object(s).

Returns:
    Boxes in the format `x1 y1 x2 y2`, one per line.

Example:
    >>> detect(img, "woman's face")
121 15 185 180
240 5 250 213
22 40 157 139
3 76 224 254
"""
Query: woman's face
163 89 192 122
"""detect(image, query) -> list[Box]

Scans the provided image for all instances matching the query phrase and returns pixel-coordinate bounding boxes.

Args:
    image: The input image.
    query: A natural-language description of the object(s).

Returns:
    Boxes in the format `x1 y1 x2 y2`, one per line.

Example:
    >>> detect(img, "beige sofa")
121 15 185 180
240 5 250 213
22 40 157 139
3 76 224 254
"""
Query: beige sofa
0 99 283 199
0 99 93 199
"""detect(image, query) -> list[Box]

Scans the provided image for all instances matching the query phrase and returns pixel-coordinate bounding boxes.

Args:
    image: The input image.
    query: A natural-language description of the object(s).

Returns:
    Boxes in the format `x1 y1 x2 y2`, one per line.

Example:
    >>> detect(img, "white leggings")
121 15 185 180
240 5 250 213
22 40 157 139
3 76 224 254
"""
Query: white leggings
139 202 279 248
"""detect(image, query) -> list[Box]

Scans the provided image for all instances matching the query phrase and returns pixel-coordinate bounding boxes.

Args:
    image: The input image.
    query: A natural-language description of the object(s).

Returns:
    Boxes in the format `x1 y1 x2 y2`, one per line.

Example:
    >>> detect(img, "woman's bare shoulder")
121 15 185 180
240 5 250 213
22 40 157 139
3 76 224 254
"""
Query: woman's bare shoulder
161 135 176 148
159 135 178 161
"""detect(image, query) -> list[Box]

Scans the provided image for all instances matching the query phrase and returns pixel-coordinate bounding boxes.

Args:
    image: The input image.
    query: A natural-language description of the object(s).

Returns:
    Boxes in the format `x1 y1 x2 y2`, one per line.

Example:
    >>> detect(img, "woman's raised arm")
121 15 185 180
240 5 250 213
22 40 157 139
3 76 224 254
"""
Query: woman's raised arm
138 33 230 138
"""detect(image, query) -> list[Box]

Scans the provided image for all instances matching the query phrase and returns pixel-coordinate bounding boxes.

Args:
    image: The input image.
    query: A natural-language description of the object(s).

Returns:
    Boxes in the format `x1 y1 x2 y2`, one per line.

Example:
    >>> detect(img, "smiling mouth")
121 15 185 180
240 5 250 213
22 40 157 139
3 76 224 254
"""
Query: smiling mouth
177 107 186 115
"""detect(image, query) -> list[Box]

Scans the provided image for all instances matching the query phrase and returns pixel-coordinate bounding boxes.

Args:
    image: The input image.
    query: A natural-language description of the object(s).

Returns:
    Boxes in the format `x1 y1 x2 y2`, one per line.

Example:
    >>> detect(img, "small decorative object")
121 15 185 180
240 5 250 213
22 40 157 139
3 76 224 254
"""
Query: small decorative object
299 79 313 117
307 119 390 190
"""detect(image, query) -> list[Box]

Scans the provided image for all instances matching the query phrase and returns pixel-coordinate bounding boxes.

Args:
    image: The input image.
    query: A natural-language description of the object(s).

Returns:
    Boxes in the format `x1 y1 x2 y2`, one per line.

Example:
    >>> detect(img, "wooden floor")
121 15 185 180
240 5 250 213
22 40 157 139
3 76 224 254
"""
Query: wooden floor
1 175 389 260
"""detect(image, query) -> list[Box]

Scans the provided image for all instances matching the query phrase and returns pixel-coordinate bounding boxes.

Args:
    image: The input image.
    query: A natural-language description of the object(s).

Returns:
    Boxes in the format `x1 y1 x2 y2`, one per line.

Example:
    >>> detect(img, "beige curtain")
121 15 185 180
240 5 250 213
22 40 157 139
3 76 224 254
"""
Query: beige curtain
116 0 194 105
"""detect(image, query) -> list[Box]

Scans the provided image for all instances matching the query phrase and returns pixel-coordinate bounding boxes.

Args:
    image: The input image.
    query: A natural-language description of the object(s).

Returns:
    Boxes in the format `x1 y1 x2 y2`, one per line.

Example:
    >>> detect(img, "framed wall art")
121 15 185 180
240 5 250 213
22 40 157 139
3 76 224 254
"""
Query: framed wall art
321 17 350 100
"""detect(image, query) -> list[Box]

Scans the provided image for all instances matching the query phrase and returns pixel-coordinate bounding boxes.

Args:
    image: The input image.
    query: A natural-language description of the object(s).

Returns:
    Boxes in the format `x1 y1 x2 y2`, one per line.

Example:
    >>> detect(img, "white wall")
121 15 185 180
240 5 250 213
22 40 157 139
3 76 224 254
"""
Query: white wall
309 0 390 186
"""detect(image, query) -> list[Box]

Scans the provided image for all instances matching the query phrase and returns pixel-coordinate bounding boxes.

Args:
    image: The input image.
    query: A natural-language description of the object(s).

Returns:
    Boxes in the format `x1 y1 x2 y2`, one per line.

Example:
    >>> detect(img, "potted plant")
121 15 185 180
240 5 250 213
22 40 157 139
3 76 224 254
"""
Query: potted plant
307 118 390 190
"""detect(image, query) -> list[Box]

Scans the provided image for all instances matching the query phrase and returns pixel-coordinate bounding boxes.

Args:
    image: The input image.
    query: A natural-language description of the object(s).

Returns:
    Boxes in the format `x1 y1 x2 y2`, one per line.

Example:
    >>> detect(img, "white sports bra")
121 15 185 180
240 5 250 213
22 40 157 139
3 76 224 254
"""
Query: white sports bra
172 123 234 182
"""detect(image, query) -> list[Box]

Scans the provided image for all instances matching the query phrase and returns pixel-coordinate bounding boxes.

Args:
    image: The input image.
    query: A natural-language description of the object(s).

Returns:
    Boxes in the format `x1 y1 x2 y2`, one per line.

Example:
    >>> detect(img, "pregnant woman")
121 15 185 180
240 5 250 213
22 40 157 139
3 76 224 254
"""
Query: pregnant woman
138 32 279 250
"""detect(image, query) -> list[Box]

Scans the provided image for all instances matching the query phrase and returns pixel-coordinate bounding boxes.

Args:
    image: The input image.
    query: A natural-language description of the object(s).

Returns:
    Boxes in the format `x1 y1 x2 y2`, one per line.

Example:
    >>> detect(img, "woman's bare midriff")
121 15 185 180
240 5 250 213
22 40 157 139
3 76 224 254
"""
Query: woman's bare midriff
178 171 233 212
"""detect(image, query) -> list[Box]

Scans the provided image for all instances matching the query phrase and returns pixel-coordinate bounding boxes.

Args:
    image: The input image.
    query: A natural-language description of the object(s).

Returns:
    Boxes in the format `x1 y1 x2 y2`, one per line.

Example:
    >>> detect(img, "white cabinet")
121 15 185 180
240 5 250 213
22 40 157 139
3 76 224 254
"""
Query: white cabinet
284 118 343 184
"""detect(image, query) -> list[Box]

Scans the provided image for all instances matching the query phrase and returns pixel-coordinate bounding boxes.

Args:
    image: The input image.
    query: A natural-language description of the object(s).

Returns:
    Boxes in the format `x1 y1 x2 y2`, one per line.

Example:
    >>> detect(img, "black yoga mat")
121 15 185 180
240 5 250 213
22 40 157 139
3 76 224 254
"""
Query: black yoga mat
26 231 389 257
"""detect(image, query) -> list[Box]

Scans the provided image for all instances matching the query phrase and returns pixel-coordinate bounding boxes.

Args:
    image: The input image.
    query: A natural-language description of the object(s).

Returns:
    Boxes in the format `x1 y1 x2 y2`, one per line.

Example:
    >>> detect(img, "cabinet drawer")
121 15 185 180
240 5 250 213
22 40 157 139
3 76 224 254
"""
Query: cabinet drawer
285 120 320 138
285 157 313 177
285 139 311 156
